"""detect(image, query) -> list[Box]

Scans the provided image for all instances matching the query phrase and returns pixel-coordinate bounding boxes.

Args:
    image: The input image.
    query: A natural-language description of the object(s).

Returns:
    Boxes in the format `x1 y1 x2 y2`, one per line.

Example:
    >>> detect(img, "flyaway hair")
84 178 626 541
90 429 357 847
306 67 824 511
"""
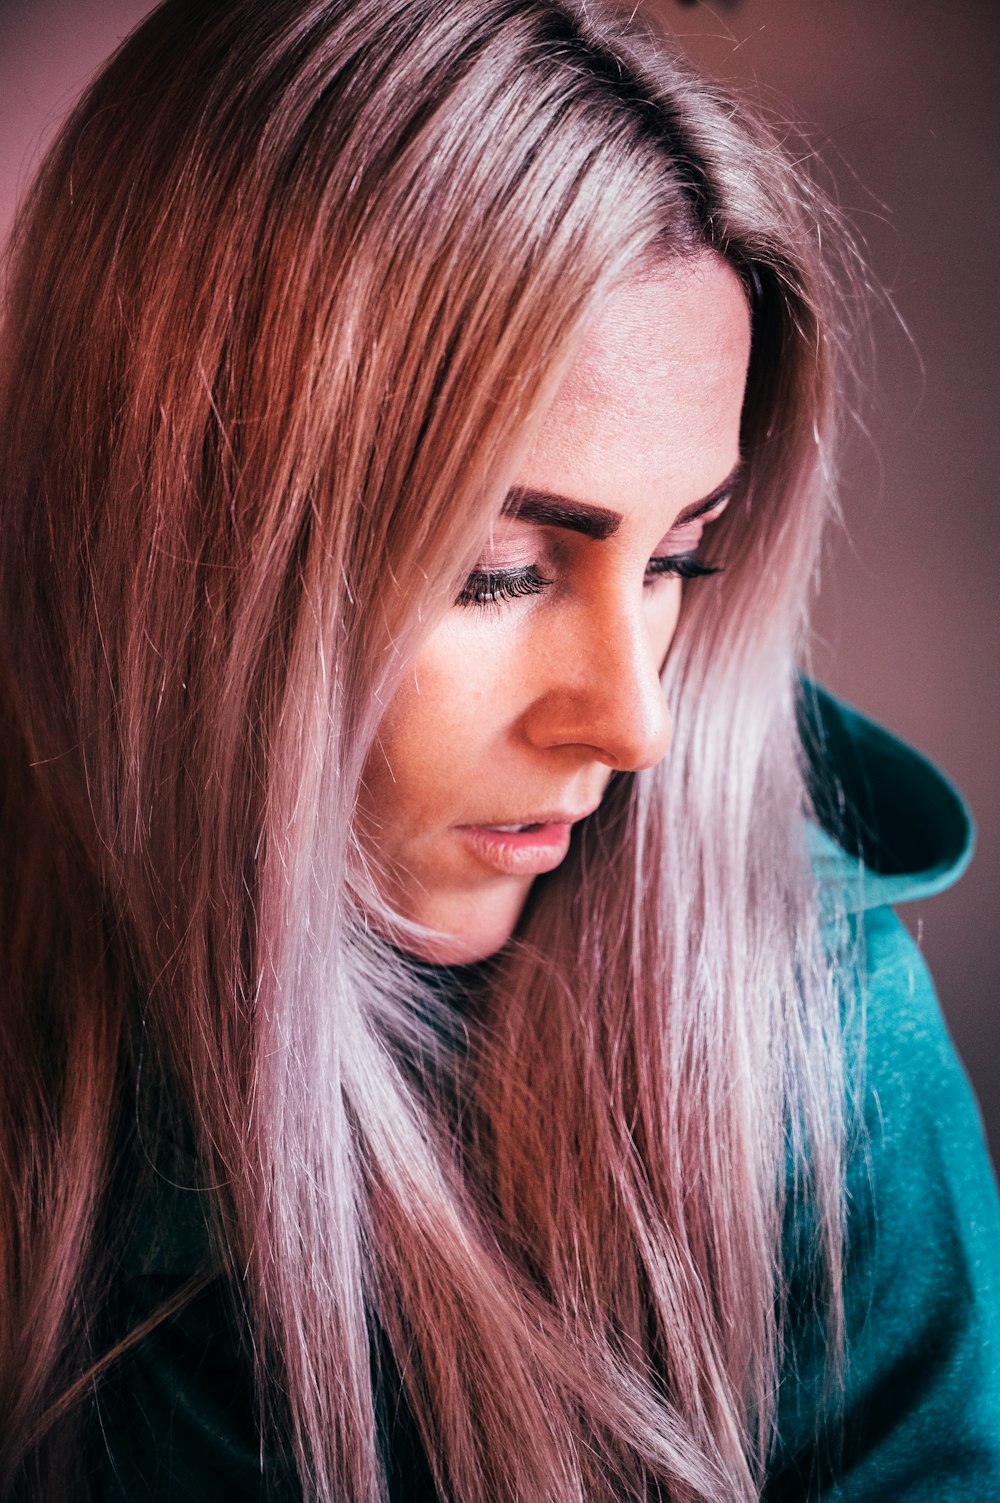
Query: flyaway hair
0 2 861 1498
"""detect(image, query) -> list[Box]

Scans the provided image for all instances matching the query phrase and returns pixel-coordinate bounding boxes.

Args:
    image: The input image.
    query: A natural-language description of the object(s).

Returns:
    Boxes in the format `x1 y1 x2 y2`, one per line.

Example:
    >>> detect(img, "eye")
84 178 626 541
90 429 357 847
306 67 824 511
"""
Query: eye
456 564 553 608
645 551 722 583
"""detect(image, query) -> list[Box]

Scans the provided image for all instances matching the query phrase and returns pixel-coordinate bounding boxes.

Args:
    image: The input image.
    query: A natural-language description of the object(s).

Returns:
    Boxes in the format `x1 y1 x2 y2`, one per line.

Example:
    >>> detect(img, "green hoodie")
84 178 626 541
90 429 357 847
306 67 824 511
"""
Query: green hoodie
87 687 1000 1501
764 686 1000 1499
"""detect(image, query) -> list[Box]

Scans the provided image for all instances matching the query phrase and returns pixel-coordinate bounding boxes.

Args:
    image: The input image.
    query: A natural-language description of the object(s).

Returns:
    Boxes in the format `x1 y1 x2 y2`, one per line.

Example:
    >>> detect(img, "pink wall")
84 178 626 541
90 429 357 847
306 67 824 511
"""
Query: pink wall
2 0 997 1150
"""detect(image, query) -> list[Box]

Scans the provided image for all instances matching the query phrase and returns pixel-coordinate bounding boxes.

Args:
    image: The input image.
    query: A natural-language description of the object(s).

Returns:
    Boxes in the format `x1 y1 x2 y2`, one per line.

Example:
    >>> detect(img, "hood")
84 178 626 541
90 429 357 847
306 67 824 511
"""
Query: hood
800 681 974 916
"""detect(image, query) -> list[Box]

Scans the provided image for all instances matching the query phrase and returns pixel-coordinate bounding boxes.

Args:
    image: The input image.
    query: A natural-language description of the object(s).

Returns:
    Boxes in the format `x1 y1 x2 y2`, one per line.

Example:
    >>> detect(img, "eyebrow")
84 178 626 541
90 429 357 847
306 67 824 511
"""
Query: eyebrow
501 460 743 541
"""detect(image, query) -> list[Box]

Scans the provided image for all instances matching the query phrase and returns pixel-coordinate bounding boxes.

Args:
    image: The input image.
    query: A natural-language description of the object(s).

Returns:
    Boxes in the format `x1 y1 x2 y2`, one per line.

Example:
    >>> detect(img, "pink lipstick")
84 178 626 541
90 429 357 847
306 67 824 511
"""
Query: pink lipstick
455 810 595 877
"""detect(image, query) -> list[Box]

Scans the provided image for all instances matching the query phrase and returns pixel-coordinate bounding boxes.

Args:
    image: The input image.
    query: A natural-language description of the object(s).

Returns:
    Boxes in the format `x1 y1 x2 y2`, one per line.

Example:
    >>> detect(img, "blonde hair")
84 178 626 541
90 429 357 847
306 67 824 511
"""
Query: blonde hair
0 2 857 1498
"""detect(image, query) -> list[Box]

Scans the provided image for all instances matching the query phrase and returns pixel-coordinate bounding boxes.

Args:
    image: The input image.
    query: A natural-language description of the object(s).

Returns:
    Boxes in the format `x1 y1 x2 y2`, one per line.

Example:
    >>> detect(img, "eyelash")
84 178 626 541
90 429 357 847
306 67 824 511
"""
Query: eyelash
456 565 553 607
456 553 722 608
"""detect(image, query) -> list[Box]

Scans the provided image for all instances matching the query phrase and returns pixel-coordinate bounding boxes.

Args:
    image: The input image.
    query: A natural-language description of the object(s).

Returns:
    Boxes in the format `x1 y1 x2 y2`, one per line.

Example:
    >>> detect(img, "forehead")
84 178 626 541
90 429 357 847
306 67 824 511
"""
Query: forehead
519 255 752 515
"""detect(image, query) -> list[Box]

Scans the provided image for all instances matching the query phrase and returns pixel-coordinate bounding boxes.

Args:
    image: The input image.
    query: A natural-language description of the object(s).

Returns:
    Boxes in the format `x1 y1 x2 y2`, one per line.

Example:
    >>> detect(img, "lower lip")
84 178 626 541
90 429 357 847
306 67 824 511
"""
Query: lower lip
455 823 573 876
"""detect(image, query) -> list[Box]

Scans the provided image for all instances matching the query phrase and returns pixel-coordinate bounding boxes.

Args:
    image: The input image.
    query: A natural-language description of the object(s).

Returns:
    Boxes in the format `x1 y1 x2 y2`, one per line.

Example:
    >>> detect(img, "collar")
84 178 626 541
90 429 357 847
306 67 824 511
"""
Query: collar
801 681 974 916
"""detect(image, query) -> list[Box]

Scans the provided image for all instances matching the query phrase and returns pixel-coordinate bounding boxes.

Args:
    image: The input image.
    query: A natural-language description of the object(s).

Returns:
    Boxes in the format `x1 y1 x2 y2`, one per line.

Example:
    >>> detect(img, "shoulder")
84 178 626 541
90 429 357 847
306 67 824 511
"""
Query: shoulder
799 681 992 1232
845 903 1000 1363
849 903 986 1169
798 681 994 1265
770 687 1000 1499
798 682 990 1229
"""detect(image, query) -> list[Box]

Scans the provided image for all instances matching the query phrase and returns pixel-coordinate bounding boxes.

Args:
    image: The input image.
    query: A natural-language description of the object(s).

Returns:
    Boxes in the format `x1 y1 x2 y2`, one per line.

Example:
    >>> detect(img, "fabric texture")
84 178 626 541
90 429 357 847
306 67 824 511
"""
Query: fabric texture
86 686 1000 1500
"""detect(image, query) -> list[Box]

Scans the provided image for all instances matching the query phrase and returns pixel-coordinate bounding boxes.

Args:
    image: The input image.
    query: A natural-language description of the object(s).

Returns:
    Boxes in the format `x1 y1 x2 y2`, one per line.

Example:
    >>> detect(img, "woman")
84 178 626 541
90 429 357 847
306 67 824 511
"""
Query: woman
0 1 997 1499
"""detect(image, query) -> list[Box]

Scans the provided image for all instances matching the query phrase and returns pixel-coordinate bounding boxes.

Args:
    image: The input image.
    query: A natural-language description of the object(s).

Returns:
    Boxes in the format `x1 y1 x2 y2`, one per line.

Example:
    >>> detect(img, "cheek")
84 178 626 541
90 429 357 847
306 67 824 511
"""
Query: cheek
647 581 684 666
365 617 520 825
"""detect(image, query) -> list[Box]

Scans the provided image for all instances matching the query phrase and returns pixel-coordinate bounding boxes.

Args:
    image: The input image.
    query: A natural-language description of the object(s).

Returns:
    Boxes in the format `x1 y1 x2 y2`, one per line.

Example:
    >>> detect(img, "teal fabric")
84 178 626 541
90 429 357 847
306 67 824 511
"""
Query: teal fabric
88 686 1000 1500
763 686 1000 1499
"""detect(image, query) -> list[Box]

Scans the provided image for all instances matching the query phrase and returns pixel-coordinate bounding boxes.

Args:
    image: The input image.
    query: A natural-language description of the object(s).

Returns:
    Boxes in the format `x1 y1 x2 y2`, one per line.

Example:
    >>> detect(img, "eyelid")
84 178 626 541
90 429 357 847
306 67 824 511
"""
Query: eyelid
456 563 553 608
645 551 721 582
472 524 554 572
462 491 732 599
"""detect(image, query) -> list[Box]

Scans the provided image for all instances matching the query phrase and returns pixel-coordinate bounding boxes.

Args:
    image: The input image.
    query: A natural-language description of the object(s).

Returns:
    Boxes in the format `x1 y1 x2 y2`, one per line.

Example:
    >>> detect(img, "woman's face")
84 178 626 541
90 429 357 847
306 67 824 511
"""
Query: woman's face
362 256 751 961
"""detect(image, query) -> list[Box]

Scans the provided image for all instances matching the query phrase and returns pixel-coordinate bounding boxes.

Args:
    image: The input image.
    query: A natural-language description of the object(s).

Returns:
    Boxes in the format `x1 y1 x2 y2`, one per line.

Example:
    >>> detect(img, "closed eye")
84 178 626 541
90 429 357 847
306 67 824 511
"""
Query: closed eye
645 552 722 582
457 552 722 609
456 565 553 608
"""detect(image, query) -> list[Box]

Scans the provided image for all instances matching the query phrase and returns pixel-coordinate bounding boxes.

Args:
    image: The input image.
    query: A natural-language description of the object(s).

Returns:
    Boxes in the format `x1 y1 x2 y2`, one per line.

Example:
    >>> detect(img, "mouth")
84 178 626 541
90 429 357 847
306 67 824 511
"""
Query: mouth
454 807 599 877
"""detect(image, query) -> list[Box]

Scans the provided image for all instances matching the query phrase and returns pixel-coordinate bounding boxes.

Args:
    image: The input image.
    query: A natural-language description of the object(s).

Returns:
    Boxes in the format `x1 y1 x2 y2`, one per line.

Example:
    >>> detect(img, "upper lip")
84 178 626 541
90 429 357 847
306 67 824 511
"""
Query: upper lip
461 806 601 828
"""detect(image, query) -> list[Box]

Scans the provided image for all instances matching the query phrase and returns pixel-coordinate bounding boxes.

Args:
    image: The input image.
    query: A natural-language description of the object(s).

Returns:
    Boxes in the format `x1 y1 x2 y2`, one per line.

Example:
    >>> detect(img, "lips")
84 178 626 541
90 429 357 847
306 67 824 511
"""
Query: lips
454 805 600 878
465 807 600 831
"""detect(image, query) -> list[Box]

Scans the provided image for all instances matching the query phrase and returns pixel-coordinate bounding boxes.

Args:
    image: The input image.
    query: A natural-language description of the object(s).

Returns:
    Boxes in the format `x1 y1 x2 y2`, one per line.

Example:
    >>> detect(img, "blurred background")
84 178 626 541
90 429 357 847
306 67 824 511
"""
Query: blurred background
1 0 996 1154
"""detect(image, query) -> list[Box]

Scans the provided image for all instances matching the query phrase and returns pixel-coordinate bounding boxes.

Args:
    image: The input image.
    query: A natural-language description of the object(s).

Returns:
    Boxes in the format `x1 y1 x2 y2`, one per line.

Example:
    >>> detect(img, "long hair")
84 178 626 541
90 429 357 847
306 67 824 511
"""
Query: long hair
0 2 859 1498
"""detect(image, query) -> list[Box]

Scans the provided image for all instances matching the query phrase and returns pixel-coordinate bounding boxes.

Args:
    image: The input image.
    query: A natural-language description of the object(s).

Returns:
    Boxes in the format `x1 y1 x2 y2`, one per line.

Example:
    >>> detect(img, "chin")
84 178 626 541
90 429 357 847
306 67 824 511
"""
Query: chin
406 923 513 967
402 885 529 965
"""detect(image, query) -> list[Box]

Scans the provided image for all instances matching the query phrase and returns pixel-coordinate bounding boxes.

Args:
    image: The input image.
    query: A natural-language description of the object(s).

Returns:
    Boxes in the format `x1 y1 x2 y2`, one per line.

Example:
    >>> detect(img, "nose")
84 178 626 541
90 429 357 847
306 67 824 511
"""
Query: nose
521 596 674 772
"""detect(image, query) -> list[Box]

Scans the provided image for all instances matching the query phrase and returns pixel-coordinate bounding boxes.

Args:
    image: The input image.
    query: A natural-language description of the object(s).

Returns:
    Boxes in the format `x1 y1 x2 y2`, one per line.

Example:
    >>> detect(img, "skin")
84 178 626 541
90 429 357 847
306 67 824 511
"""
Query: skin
362 255 752 962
